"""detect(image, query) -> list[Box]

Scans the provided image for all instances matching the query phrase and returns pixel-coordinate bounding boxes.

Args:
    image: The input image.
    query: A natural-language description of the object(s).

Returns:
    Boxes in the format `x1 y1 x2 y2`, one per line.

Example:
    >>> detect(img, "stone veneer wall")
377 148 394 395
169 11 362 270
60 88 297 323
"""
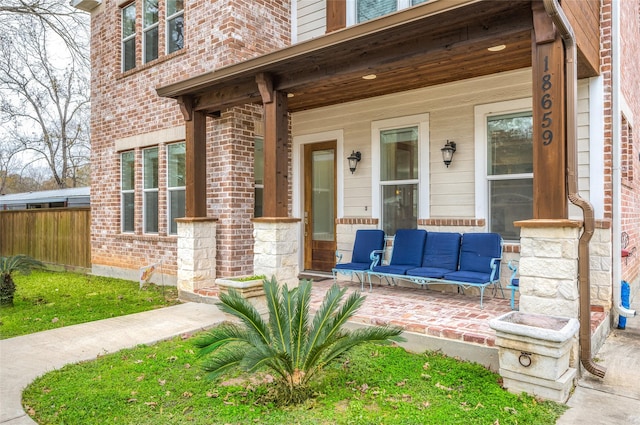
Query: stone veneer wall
88 1 291 281
253 219 300 287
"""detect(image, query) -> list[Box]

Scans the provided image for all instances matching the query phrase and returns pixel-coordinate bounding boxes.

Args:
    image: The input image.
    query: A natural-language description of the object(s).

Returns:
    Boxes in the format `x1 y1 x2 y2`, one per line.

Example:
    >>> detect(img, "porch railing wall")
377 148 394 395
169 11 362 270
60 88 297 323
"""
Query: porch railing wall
0 208 91 269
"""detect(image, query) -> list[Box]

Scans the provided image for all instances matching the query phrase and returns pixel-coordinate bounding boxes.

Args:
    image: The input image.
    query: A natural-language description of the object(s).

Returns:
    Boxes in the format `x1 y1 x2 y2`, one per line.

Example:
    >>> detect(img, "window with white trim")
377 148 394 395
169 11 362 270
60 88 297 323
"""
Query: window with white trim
167 142 185 234
476 100 533 242
350 0 430 24
122 3 136 72
143 0 159 63
372 114 429 236
143 147 159 233
121 151 135 232
166 0 184 54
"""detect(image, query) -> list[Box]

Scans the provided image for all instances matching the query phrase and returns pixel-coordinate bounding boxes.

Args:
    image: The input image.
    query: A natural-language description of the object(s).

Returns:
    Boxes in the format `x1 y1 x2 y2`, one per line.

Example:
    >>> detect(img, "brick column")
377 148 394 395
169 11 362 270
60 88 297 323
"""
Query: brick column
176 218 218 293
253 218 301 287
515 219 582 318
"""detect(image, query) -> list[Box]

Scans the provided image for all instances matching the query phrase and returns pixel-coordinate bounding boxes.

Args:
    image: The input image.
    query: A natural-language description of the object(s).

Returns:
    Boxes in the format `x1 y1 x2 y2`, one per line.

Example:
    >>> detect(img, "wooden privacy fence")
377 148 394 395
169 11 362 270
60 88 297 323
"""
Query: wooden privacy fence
0 208 91 269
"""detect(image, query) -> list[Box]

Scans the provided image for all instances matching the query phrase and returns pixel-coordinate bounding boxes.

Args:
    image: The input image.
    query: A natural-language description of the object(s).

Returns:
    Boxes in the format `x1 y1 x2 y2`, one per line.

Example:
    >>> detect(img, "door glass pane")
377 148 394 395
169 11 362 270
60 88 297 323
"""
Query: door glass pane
380 127 418 181
312 149 334 241
382 184 417 235
490 179 532 241
487 112 533 175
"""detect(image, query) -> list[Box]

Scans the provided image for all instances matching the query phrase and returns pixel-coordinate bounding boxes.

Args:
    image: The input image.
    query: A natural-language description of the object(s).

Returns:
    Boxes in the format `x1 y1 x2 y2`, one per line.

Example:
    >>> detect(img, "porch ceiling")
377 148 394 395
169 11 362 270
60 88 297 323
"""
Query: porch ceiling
158 1 542 114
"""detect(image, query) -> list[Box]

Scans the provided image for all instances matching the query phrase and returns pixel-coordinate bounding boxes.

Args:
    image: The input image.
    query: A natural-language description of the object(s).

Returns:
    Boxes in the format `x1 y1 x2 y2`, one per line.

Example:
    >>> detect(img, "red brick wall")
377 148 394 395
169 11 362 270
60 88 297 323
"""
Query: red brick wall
89 0 291 278
618 0 640 285
601 0 640 286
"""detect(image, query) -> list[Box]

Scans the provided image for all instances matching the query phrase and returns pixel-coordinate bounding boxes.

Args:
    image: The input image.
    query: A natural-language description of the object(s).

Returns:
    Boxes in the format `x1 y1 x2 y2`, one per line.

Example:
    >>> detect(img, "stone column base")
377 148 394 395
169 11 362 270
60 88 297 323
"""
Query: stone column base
253 218 301 288
176 218 218 293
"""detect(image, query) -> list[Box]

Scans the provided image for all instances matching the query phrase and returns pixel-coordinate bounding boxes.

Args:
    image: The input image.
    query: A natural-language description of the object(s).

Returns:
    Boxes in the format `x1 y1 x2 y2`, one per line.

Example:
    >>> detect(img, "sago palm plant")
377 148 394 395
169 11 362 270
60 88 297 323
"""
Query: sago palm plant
194 276 404 404
0 255 44 307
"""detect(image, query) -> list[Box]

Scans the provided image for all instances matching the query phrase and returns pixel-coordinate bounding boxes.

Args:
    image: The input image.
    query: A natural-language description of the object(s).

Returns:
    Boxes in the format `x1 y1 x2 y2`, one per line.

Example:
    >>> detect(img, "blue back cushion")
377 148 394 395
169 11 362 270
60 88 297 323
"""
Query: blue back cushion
421 232 461 270
389 229 427 266
351 229 385 264
458 232 502 274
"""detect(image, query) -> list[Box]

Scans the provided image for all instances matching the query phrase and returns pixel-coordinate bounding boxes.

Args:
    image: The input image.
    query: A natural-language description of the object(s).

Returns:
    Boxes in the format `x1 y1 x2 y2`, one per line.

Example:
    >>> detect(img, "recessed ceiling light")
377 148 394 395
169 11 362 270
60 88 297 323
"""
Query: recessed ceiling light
362 74 377 80
488 44 506 52
287 93 295 98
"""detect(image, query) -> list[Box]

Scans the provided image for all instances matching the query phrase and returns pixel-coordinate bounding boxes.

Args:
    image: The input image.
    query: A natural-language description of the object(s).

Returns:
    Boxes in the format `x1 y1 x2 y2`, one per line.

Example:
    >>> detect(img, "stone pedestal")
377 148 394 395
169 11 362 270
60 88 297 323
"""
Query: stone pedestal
514 219 582 318
489 311 579 402
215 276 267 314
252 218 301 288
176 218 218 293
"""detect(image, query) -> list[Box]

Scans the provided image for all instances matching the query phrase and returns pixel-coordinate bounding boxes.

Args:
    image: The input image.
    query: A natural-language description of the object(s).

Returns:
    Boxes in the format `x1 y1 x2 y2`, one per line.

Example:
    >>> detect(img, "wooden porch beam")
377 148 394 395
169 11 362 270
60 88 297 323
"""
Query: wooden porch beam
262 90 289 218
184 109 208 218
531 0 567 219
193 81 261 114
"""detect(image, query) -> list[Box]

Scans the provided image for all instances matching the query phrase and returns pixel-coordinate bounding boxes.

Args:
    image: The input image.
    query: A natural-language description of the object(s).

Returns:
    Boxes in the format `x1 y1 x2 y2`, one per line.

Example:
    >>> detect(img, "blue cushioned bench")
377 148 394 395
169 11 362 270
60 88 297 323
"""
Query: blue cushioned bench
367 229 504 308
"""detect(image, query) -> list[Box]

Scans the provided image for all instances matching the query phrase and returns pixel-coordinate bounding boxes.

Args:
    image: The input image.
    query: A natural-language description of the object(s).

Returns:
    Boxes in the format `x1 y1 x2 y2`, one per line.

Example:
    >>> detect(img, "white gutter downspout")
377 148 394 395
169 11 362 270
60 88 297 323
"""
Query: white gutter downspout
543 0 607 378
611 0 637 319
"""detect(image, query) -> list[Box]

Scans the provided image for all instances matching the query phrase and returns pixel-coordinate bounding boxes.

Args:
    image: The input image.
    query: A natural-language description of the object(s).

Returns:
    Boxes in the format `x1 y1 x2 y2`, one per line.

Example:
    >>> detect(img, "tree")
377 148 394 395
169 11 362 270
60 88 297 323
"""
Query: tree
0 1 90 189
0 0 88 60
194 278 404 404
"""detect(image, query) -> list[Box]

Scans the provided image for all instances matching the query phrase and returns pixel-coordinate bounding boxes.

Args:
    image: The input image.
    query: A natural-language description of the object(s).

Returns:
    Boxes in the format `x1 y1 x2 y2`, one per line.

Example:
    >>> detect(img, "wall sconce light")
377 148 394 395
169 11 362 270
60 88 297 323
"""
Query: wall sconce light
347 150 361 174
441 140 457 168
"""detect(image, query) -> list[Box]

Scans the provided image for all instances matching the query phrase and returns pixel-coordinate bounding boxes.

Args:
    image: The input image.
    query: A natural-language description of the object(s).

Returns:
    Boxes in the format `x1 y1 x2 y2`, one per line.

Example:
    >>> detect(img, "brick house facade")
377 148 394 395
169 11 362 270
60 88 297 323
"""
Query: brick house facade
76 0 638 343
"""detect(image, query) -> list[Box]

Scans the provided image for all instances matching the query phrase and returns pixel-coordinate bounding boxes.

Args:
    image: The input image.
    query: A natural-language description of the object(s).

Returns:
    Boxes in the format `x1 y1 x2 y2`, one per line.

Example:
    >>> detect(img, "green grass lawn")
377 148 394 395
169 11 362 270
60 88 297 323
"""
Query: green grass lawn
0 270 179 339
22 339 566 425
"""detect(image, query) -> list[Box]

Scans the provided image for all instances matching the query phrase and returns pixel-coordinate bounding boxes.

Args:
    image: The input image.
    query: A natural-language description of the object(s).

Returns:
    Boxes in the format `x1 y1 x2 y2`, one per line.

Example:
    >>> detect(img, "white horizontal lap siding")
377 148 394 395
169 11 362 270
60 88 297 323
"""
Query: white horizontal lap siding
574 79 591 220
297 0 326 42
292 69 533 220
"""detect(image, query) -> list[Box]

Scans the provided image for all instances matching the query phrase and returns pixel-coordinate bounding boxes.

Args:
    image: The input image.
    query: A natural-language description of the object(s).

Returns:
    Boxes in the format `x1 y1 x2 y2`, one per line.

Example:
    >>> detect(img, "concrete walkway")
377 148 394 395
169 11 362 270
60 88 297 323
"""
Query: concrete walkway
556 298 640 425
0 303 227 424
2 298 640 424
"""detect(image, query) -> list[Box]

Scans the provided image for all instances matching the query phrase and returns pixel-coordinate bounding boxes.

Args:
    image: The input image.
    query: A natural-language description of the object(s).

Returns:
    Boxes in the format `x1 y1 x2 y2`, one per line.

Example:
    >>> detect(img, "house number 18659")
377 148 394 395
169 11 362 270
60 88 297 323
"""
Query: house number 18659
541 55 553 145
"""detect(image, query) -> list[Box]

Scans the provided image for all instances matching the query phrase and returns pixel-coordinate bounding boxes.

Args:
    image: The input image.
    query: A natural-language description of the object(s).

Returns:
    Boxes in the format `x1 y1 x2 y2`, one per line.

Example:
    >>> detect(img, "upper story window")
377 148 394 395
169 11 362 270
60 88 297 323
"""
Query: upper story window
166 0 184 54
121 0 185 72
122 3 136 72
351 0 430 24
143 0 159 63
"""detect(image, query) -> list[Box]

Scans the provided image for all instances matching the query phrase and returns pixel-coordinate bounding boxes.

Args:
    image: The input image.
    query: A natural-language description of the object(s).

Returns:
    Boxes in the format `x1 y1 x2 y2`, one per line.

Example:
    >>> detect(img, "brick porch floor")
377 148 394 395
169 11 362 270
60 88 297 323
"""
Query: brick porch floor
194 277 608 350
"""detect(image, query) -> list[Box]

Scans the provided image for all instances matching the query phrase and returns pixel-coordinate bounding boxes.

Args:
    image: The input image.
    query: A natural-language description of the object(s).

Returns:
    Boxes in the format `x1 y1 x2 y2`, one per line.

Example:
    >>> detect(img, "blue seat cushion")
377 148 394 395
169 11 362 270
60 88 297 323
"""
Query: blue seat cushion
443 270 492 284
371 264 415 275
406 267 452 279
334 262 371 271
388 229 427 267
420 232 461 270
510 278 520 287
351 229 386 264
458 232 502 274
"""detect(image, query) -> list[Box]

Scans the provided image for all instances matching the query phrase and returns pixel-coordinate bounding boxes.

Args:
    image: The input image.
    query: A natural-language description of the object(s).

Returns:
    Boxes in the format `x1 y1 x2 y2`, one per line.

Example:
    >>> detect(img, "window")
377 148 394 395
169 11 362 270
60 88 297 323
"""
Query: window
254 137 264 218
122 3 136 71
352 0 430 24
121 1 184 72
167 142 185 234
121 151 135 232
379 127 419 235
166 0 184 54
487 112 533 241
143 147 159 233
143 0 159 63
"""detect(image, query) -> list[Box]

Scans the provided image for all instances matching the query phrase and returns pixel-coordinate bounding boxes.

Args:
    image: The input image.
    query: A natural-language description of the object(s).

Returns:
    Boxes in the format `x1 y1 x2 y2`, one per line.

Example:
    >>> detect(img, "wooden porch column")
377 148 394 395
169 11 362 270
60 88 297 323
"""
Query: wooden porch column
179 96 207 217
326 0 346 33
531 1 567 219
257 73 289 218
